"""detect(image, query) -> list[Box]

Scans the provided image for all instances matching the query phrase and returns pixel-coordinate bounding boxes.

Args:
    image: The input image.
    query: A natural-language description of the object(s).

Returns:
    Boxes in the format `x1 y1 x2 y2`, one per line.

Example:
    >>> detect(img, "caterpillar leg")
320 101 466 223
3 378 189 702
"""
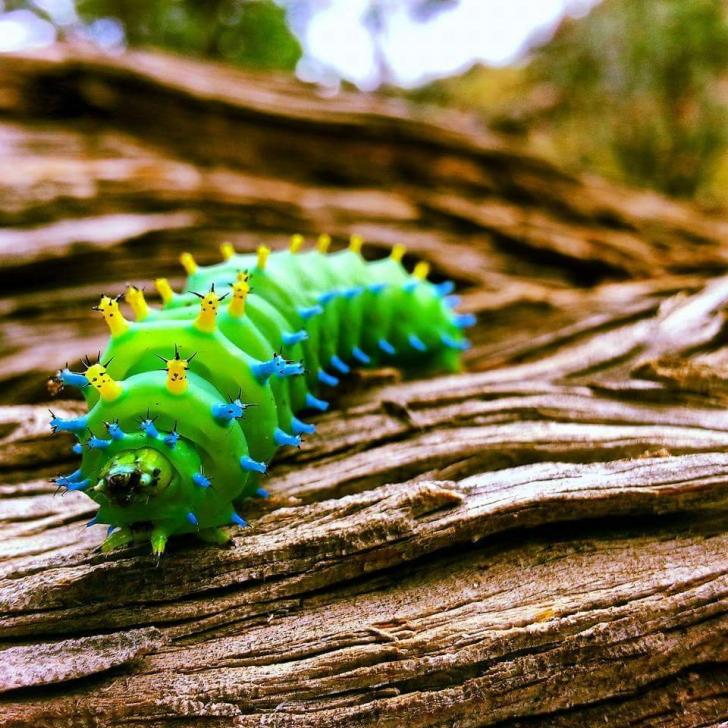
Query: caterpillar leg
101 526 134 553
197 526 232 547
151 527 169 560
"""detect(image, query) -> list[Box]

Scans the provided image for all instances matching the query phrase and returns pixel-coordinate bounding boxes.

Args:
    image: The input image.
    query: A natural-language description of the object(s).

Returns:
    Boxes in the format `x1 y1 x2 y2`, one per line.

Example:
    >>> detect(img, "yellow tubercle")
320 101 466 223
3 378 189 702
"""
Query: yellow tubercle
180 252 198 275
413 261 430 280
94 295 129 337
316 233 331 254
194 286 225 333
155 278 174 306
349 234 363 255
165 347 190 395
257 245 270 270
220 242 235 261
228 272 250 317
85 363 123 402
289 234 304 254
391 244 406 263
125 285 149 321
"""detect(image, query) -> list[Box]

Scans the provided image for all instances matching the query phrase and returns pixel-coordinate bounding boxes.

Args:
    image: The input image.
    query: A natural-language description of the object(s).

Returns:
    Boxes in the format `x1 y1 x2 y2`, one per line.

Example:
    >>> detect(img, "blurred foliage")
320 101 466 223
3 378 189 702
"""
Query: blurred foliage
415 0 728 202
533 0 728 198
9 0 302 71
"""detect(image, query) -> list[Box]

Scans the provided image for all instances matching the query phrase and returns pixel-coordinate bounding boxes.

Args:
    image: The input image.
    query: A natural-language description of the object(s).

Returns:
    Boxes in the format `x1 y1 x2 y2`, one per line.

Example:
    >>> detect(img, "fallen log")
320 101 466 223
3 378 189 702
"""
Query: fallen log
0 47 727 727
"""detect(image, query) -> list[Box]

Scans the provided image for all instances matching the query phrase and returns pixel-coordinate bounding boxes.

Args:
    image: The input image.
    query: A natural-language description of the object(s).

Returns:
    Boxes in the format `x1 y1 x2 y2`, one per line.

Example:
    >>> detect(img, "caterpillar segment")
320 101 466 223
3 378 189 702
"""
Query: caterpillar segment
51 235 473 556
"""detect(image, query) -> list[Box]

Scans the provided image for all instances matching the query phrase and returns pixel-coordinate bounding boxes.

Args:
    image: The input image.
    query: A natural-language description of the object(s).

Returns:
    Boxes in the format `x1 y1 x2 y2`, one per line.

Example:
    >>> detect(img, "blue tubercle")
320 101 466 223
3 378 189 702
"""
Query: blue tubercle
453 313 476 328
88 435 112 450
351 346 371 364
192 472 211 488
368 282 387 294
186 511 199 527
140 419 159 438
56 468 83 486
342 286 363 299
441 334 470 351
279 361 305 377
164 430 180 448
329 355 350 375
60 369 88 388
240 455 267 474
72 442 83 455
378 339 396 355
50 413 88 434
434 280 455 297
274 428 301 448
317 290 338 305
105 421 124 440
305 393 329 411
252 358 279 383
318 369 339 387
255 487 269 499
282 330 309 346
230 511 248 527
67 478 91 491
298 304 324 320
212 400 245 423
408 334 427 352
291 416 316 435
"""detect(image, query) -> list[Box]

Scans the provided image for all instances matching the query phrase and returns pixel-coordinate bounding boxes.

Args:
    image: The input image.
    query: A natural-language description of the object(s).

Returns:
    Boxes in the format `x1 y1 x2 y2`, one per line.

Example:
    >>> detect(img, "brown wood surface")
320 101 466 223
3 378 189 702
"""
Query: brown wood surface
0 47 727 727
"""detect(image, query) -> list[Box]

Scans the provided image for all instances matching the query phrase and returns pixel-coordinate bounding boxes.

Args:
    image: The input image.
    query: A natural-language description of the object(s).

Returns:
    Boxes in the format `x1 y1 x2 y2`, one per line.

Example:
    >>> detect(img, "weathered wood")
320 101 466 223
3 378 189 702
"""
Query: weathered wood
1 47 727 727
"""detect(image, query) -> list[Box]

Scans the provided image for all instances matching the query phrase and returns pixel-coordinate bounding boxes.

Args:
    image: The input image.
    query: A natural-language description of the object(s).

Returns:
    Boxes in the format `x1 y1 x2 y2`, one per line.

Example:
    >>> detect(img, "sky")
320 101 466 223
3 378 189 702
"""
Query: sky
297 0 602 89
0 0 602 89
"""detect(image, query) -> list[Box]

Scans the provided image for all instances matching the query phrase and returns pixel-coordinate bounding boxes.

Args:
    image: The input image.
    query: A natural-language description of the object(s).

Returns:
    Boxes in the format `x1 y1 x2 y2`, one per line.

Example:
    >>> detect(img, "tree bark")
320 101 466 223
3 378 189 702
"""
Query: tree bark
0 47 727 727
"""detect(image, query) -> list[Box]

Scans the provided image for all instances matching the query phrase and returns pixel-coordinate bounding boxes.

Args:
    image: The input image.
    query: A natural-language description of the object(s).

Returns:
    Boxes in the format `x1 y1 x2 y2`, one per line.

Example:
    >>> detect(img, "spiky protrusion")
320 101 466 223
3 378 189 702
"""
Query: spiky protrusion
212 396 247 423
289 234 304 254
316 233 331 254
220 241 236 261
180 252 198 275
160 344 193 395
58 367 88 389
125 285 149 321
85 359 123 402
349 234 363 255
257 245 270 270
228 271 250 318
274 428 301 448
391 244 406 263
155 278 174 306
305 393 329 411
193 284 228 333
93 295 129 337
413 261 430 280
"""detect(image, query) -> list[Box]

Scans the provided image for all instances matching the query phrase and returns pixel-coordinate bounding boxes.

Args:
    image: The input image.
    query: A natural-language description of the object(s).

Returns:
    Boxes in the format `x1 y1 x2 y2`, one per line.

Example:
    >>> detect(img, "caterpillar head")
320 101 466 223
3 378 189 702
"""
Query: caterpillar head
95 448 174 508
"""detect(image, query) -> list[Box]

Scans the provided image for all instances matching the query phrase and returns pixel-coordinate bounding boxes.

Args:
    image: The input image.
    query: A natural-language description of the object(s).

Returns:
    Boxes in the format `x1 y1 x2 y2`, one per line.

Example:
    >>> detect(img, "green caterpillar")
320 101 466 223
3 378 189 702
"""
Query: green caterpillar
50 235 473 557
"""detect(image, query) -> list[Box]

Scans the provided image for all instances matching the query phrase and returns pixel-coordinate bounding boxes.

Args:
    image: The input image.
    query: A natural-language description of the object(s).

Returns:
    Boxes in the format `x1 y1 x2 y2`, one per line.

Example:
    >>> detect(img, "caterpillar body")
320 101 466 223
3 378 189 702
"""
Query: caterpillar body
50 235 473 556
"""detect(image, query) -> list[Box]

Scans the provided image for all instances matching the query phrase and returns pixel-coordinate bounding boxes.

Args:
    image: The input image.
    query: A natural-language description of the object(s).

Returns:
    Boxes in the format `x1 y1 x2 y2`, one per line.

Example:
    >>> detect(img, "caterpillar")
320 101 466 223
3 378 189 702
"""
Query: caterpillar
50 235 473 557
